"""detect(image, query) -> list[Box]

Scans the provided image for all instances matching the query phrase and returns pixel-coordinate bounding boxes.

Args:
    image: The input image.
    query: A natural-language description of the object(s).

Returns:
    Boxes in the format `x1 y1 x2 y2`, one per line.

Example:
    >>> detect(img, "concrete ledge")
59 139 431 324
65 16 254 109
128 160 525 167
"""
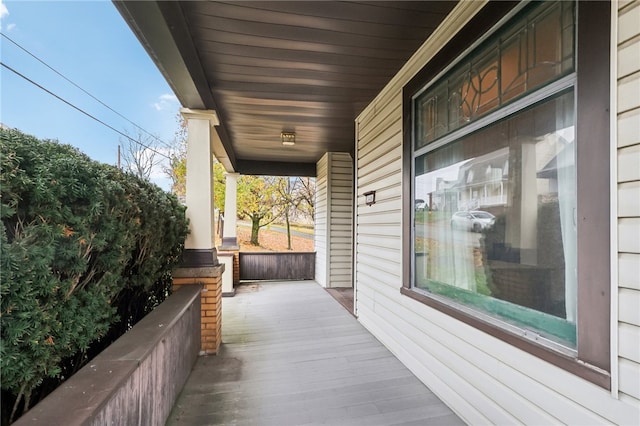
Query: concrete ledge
14 285 202 426
172 264 224 279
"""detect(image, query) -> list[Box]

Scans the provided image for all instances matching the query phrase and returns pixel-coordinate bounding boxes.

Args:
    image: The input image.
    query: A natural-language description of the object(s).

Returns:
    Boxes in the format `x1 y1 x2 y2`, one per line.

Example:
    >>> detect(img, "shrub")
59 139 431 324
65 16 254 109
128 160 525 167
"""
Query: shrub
0 128 188 422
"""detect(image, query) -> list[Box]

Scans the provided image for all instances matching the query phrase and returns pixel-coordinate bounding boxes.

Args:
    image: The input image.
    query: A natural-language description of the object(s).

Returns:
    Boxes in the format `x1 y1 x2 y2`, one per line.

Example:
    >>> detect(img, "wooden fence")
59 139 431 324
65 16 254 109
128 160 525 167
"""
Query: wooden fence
239 252 315 281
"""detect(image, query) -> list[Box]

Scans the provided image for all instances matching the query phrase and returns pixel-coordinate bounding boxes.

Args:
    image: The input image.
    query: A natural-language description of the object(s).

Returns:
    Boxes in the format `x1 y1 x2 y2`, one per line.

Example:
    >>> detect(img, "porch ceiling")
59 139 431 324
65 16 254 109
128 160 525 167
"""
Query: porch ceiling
114 1 457 176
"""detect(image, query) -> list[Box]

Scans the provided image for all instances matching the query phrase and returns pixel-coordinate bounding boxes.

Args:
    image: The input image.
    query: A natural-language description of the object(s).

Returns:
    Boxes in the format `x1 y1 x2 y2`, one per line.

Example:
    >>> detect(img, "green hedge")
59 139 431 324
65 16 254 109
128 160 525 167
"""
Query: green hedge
0 128 189 422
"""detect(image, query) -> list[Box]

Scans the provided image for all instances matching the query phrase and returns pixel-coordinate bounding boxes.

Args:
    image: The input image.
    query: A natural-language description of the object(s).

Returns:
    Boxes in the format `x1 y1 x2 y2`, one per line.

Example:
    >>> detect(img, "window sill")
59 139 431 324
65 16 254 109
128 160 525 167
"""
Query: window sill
400 286 611 390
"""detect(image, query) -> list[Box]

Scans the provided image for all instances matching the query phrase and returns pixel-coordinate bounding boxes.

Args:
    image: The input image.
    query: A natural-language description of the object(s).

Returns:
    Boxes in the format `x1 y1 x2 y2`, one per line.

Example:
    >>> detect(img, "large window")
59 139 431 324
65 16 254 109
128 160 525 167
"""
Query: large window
415 90 577 348
402 0 611 388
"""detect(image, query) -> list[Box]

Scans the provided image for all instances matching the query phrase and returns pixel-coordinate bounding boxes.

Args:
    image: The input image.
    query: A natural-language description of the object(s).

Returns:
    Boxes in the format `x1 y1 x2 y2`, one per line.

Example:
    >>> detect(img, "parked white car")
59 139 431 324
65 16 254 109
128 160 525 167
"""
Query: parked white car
450 210 495 232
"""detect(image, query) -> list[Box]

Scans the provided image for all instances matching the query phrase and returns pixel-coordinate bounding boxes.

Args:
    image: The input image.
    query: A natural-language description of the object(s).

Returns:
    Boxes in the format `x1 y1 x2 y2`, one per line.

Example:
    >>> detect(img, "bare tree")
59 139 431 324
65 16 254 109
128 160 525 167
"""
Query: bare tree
273 176 316 249
275 177 296 250
162 114 188 198
120 128 163 181
296 177 315 221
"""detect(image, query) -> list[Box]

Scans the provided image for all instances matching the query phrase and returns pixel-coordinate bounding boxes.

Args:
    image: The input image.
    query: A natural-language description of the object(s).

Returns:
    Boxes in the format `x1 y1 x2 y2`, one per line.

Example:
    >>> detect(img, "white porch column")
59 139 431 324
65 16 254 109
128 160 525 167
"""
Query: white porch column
220 172 240 250
180 108 220 267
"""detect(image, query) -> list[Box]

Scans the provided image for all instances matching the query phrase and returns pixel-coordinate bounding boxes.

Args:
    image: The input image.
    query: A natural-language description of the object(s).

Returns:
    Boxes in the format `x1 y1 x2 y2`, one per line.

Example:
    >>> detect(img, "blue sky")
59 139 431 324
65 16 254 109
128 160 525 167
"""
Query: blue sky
1 0 181 190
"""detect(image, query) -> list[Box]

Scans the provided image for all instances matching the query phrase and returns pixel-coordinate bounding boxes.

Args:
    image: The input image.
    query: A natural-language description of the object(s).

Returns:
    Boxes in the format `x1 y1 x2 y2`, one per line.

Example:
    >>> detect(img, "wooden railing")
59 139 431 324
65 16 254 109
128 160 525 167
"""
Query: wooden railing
239 252 315 281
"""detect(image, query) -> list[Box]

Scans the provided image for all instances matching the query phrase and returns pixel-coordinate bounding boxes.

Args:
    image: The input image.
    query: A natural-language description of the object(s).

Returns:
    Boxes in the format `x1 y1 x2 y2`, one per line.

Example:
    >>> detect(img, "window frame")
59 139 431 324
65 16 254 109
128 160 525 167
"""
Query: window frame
401 0 611 389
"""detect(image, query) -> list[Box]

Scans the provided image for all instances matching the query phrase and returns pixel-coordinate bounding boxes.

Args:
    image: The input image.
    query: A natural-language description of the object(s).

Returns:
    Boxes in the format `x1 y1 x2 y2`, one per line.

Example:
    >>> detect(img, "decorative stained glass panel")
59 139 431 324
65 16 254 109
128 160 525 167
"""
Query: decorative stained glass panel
414 1 574 150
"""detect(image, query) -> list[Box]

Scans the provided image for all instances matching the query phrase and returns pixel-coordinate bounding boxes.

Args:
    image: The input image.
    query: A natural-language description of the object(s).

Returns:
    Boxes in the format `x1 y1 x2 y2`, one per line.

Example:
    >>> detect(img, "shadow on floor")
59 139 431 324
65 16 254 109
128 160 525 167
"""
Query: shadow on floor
326 287 354 316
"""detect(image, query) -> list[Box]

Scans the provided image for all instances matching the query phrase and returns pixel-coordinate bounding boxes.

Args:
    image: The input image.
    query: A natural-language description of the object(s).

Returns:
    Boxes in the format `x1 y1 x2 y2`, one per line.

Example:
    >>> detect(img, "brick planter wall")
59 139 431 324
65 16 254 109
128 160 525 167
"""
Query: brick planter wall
173 265 224 354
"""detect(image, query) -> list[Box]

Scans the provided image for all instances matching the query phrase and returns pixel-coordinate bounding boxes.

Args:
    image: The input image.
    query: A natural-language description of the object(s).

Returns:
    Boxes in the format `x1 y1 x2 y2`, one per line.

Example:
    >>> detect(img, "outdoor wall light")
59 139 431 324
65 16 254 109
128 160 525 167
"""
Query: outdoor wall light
364 190 376 206
281 131 296 146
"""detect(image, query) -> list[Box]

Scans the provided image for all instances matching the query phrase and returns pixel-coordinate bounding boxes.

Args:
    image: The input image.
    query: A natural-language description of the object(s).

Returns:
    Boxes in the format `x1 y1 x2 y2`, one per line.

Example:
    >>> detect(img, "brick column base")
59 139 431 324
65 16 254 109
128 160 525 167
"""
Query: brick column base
233 252 240 286
172 265 224 355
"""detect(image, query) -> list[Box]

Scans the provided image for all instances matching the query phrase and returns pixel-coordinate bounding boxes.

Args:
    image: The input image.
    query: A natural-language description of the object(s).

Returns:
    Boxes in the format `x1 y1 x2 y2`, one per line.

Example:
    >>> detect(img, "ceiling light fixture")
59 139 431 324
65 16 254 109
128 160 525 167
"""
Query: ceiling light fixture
281 131 296 146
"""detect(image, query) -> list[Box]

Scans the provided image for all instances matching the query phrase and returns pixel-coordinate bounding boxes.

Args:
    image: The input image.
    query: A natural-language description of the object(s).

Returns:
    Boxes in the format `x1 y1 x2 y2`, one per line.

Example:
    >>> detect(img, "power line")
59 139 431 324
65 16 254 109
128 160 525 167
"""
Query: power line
1 61 171 161
1 33 175 150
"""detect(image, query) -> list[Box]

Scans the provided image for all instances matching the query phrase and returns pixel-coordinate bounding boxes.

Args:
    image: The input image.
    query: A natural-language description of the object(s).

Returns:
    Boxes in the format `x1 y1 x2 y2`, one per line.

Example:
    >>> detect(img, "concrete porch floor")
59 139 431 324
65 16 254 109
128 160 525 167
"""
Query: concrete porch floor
166 281 464 426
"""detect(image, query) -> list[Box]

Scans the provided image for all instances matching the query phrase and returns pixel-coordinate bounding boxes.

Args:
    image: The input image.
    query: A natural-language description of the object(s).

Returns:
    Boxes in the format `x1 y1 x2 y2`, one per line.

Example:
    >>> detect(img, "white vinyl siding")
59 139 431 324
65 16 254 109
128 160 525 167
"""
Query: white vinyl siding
356 102 403 312
354 1 640 423
315 155 328 287
315 153 353 288
617 0 640 404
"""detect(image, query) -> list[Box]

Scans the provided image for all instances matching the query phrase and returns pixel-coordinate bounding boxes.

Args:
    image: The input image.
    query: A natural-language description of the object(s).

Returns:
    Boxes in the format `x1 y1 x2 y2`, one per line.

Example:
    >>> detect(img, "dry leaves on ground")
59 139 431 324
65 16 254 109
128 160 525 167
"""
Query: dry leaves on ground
218 226 314 252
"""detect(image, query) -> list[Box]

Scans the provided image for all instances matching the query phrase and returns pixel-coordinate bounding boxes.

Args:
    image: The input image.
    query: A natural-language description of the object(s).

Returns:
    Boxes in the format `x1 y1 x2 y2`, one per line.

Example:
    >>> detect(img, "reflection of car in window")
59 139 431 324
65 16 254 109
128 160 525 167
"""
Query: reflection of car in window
450 210 495 232
415 199 426 210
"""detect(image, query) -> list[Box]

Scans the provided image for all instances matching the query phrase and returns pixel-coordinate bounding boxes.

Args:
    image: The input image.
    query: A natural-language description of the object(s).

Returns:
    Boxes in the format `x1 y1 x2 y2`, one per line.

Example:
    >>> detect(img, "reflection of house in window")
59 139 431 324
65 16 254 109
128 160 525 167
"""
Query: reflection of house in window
453 147 509 212
536 135 574 196
430 175 459 212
